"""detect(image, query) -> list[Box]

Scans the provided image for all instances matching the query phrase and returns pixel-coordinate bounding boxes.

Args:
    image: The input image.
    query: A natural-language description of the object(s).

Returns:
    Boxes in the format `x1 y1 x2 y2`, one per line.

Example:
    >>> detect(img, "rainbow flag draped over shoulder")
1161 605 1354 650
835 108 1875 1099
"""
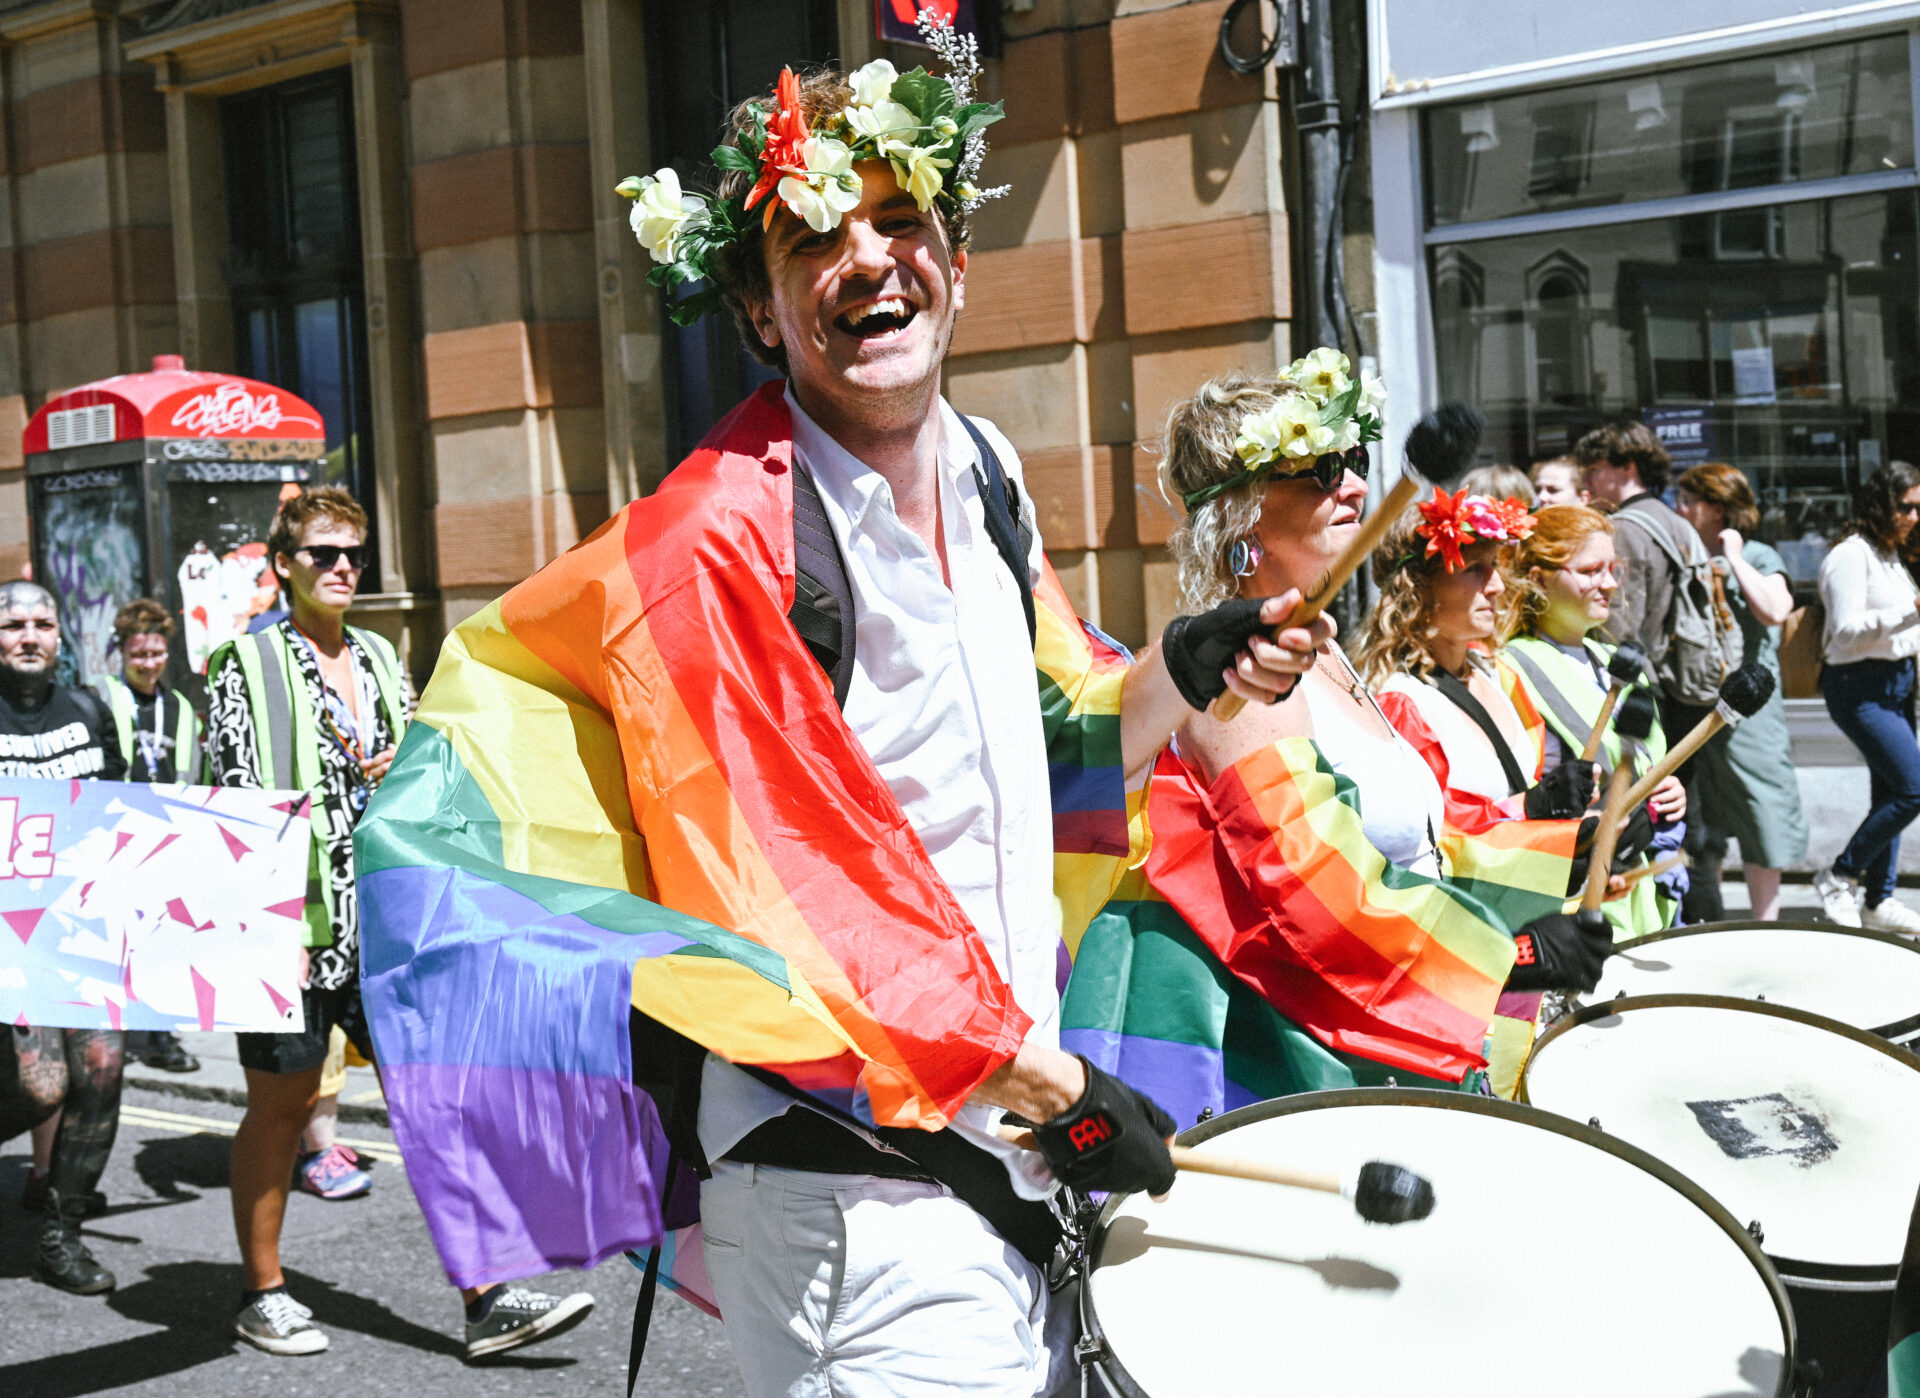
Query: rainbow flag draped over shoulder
1133 737 1575 1084
356 383 1142 1288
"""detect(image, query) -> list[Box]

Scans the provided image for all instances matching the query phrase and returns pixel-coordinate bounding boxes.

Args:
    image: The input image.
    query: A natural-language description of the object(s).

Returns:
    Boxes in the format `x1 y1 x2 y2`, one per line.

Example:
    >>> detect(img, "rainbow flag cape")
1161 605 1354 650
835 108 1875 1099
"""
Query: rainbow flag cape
1134 737 1575 1085
357 383 1143 1288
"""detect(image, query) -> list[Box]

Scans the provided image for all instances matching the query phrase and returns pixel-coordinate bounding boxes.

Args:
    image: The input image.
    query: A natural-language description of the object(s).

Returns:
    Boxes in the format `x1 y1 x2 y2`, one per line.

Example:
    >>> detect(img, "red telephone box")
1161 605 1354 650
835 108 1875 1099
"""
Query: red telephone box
23 356 327 689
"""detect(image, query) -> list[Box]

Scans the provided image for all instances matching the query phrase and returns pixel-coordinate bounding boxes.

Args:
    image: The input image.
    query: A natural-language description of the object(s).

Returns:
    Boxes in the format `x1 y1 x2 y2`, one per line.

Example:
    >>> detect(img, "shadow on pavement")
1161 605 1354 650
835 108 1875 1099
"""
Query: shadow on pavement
131 1129 229 1196
0 1262 575 1395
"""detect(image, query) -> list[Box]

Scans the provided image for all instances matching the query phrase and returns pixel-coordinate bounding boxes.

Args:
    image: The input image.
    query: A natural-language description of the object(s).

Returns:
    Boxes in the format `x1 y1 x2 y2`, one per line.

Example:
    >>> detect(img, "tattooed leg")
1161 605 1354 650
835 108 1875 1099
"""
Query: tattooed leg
47 1029 124 1199
0 1026 69 1145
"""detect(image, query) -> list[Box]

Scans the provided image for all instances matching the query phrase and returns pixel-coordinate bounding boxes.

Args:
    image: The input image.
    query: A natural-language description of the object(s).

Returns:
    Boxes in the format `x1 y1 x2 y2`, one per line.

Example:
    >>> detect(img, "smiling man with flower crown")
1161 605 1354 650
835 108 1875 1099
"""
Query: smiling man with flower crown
356 16 1325 1398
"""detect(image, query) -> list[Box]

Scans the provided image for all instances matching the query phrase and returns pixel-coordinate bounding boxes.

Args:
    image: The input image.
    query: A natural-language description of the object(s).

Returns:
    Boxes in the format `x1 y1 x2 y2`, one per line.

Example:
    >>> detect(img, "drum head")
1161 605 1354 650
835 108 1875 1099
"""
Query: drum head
1586 921 1920 1039
1087 1090 1789 1398
1523 995 1920 1280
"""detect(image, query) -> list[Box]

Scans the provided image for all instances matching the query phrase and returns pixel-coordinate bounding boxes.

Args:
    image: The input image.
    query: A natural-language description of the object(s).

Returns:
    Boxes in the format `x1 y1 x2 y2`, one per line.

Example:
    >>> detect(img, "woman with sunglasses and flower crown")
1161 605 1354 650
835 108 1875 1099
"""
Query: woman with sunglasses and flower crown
1059 359 1609 1122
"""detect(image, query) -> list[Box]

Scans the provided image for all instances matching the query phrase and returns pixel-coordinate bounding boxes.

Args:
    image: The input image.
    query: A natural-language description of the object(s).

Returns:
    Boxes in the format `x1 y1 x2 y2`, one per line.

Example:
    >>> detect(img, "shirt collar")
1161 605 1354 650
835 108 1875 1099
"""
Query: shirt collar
784 386 979 529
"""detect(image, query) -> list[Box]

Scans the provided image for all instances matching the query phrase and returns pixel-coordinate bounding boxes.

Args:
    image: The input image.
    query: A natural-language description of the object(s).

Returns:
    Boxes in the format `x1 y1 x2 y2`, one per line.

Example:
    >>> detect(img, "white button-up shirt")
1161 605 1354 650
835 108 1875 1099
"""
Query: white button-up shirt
697 389 1058 1195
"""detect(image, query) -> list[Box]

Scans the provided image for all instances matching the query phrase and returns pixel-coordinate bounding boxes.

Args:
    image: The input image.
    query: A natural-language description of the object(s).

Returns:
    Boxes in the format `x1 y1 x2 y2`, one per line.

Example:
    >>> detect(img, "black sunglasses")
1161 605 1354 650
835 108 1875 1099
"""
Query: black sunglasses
1296 445 1372 491
297 544 370 571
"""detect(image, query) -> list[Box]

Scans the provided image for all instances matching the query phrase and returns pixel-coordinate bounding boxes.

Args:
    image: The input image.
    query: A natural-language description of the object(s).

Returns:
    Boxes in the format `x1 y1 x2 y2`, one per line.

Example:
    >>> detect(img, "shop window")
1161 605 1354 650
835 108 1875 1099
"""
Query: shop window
1423 33 1911 228
1431 247 1486 405
645 0 842 459
221 70 374 528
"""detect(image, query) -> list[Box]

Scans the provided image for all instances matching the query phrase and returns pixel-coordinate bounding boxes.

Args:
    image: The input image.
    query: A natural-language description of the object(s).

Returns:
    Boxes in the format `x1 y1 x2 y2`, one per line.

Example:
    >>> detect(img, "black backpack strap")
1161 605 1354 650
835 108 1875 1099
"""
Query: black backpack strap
788 463 857 708
1430 668 1531 796
957 414 1037 647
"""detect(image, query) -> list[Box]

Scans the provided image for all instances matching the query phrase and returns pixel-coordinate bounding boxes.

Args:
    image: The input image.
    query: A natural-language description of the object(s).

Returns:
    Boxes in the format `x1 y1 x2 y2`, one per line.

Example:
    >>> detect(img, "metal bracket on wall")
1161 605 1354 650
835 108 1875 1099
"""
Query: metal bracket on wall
1217 0 1299 75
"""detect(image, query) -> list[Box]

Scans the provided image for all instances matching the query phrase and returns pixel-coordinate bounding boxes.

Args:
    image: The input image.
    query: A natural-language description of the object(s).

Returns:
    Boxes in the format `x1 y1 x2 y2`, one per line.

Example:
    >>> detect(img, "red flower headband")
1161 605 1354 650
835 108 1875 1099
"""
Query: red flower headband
1411 488 1536 572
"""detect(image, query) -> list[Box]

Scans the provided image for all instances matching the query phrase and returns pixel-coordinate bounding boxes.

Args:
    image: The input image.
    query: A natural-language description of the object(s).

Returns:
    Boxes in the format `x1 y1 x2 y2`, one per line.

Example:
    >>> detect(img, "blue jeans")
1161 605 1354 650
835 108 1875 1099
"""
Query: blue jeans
1822 657 1920 905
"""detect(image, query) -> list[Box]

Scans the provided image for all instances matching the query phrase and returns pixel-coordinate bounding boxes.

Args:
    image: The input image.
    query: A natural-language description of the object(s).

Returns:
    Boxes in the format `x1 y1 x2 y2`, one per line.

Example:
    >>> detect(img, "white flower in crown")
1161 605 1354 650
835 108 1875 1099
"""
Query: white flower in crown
850 58 899 108
893 144 954 212
1325 415 1364 454
847 97 920 146
778 136 862 232
619 168 699 266
1289 346 1353 403
1236 396 1334 467
1359 369 1387 420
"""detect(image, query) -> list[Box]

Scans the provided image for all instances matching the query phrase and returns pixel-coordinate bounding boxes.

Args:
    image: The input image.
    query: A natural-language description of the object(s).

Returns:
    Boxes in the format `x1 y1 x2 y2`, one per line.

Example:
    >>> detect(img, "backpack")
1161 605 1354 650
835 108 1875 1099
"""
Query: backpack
1612 501 1744 707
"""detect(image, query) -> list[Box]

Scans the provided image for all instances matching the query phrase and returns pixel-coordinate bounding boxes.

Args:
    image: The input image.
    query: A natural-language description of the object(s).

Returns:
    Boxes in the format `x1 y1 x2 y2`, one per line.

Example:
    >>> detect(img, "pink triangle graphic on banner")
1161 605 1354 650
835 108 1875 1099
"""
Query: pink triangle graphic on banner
12 1012 24 1027
105 999 121 1031
4 908 44 944
263 980 293 1018
70 780 81 805
191 967 215 1031
123 959 137 1004
111 832 134 860
219 826 251 862
265 896 306 920
139 833 181 867
167 897 197 927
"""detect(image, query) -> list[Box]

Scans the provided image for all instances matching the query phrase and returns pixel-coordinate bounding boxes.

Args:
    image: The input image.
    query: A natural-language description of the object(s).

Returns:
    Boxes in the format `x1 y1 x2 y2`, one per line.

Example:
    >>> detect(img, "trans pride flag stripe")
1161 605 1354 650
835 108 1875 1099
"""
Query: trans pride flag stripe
358 383 1140 1288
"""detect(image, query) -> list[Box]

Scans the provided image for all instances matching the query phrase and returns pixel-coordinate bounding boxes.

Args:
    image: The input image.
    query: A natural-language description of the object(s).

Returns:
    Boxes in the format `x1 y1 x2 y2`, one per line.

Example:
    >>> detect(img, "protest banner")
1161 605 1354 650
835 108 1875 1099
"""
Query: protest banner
0 777 310 1033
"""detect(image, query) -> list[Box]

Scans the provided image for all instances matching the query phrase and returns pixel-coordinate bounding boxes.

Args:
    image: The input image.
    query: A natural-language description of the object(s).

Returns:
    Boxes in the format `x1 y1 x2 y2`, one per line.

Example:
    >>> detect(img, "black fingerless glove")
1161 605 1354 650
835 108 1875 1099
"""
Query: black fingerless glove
1523 759 1594 821
1504 910 1612 993
1162 598 1290 711
1033 1057 1177 1196
1613 803 1655 869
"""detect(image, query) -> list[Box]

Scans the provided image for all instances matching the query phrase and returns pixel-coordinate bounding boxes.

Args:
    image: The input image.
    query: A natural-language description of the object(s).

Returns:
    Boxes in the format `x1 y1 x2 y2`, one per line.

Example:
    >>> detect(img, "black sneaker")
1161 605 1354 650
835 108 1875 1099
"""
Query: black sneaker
20 1173 105 1218
464 1287 594 1360
141 1032 200 1073
234 1290 328 1355
34 1189 114 1295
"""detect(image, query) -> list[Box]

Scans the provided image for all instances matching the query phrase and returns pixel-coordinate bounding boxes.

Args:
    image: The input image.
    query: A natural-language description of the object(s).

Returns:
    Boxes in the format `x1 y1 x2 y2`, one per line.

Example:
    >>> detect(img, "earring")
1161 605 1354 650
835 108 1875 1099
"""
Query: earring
1229 537 1262 578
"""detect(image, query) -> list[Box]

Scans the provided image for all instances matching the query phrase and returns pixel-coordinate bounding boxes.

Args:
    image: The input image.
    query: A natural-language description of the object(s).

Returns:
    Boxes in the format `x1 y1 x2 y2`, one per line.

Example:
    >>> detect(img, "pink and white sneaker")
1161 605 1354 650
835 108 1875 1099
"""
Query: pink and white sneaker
294 1144 373 1201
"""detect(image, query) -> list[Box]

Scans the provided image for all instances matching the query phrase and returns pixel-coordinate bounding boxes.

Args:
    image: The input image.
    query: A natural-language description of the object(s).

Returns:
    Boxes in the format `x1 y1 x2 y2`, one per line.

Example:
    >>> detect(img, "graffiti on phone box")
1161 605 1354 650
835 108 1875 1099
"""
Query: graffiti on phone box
170 383 322 438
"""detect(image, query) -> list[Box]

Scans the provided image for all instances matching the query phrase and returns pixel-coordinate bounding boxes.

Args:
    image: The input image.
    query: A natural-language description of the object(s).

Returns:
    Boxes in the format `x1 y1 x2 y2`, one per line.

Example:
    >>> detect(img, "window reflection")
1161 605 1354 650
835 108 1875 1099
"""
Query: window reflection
1425 34 1912 226
1430 191 1920 581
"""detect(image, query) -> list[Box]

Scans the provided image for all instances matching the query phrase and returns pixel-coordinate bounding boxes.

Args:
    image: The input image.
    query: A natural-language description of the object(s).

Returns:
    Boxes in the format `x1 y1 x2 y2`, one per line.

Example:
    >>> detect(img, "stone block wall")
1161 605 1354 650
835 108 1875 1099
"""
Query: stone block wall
945 0 1290 647
0 3 178 579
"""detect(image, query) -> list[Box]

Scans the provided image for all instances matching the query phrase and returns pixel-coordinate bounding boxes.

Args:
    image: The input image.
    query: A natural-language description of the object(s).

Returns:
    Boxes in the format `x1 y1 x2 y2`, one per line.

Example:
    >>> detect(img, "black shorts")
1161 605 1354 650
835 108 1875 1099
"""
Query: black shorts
235 980 376 1077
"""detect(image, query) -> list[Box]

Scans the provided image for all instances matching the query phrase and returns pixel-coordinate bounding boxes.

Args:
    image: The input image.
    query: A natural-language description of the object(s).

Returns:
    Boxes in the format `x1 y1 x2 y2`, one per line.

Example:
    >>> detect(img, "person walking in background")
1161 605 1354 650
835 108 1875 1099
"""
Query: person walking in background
1459 464 1535 506
205 487 593 1356
99 599 203 1074
1531 456 1588 508
1672 465 1808 922
1813 460 1920 932
0 581 128 1295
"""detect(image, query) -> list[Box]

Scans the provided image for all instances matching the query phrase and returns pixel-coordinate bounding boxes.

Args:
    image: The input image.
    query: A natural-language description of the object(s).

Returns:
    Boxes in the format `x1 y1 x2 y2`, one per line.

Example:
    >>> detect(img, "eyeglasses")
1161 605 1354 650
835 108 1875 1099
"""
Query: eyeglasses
1897 502 1920 516
1294 446 1372 492
297 545 370 571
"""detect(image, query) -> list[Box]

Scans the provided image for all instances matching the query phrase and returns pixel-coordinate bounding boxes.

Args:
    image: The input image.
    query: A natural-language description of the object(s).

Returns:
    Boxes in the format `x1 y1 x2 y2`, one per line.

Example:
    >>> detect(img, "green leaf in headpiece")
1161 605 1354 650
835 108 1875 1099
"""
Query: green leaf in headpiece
890 67 956 127
711 144 756 172
1318 376 1363 426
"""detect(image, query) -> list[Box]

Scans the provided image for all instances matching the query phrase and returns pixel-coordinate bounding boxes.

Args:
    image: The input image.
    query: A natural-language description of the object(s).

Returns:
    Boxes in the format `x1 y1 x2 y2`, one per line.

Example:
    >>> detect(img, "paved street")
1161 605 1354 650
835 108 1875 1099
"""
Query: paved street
0 1082 742 1397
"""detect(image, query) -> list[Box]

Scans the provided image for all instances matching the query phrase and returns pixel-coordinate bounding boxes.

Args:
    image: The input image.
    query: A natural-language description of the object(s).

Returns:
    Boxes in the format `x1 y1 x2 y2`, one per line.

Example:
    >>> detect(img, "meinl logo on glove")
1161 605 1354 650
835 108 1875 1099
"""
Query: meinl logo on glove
1069 1113 1114 1154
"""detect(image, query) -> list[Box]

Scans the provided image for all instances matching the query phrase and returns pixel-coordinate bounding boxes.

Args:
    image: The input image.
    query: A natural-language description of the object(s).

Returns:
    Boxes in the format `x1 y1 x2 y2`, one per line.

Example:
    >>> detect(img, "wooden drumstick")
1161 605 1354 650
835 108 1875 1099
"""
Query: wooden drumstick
1614 850 1690 891
1213 403 1485 723
1579 644 1649 765
995 1125 1436 1225
1582 763 1635 915
1612 663 1776 816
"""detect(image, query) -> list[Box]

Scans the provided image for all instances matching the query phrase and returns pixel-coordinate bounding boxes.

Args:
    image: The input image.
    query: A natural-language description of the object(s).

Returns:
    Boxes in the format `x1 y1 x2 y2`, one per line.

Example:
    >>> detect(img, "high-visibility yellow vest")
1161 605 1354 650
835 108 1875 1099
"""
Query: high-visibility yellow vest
206 623 406 948
98 675 201 781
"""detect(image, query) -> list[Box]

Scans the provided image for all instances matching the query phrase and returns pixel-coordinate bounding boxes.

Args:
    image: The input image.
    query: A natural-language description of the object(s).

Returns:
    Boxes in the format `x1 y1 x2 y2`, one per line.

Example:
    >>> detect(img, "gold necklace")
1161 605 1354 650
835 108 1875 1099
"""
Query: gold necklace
1316 651 1369 707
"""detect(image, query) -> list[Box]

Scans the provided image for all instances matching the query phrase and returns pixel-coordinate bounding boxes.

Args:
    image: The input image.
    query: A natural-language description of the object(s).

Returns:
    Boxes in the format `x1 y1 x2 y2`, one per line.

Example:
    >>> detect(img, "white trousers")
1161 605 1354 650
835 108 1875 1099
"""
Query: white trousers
701 1161 1073 1398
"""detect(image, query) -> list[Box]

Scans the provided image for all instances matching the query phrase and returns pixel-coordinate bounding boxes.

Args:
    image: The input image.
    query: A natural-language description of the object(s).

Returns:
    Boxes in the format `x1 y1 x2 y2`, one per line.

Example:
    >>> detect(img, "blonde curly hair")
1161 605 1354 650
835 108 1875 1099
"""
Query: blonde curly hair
1159 372 1315 612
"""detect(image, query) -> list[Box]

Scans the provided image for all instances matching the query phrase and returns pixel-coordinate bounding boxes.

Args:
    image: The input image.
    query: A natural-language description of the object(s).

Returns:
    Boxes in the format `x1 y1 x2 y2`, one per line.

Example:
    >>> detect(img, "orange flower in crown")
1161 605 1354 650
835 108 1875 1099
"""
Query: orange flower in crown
744 68 813 224
1412 488 1537 572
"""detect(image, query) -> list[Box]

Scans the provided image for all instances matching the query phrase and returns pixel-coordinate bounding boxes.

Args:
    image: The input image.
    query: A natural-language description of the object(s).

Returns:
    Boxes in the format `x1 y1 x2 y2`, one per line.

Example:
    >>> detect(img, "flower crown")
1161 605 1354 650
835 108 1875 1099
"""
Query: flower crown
1407 487 1537 572
616 11 1008 327
1180 348 1386 511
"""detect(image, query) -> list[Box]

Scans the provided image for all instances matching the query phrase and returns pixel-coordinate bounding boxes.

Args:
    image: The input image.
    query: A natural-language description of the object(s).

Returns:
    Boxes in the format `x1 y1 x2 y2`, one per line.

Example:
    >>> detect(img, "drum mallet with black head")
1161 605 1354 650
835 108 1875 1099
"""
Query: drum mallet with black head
1579 643 1649 765
1616 663 1775 815
996 1126 1437 1224
1213 403 1485 722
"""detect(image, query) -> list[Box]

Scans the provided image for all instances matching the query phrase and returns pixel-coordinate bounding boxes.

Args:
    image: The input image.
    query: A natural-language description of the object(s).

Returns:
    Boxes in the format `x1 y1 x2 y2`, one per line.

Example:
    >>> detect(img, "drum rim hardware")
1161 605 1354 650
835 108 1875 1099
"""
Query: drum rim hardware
1594 918 1920 1042
1523 991 1920 1285
1079 1086 1797 1398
